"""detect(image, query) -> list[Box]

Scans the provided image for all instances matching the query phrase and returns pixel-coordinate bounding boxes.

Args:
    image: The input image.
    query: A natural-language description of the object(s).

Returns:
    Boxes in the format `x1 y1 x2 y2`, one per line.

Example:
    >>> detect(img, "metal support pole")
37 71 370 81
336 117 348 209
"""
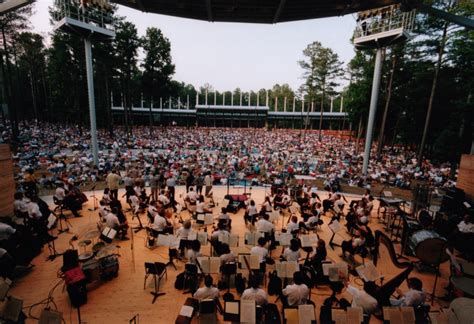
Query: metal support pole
84 38 98 166
223 92 225 106
362 48 383 176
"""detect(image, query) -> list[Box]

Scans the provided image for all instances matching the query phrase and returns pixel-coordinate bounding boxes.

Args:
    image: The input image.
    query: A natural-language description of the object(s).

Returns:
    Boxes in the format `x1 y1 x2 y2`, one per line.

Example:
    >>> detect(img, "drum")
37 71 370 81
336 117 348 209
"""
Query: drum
78 252 94 262
92 242 106 254
408 230 449 264
82 259 101 282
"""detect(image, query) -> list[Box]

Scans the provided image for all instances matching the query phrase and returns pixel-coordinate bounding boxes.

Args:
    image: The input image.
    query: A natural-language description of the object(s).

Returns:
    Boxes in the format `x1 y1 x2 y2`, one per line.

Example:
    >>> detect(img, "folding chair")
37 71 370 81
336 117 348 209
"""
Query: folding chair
198 299 217 324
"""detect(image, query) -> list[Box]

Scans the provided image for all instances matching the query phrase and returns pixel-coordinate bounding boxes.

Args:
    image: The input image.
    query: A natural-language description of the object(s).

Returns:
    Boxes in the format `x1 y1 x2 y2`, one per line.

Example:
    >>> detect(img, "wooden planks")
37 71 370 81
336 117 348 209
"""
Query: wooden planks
457 154 474 201
0 144 14 218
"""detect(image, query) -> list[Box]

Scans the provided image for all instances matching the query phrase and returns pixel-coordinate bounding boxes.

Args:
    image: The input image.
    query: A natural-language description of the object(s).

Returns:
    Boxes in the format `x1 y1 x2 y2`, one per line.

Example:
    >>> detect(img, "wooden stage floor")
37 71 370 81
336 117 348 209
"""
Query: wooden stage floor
9 186 451 323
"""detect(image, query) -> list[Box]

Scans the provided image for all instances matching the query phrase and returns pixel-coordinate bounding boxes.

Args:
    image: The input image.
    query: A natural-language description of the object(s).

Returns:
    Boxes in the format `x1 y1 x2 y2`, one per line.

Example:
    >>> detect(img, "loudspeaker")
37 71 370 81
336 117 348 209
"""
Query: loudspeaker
66 281 87 308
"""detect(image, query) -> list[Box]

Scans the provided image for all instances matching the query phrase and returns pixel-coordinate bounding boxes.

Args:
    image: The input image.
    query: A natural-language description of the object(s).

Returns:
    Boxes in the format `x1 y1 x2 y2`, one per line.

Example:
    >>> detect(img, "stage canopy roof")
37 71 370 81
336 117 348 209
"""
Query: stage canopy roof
112 0 402 24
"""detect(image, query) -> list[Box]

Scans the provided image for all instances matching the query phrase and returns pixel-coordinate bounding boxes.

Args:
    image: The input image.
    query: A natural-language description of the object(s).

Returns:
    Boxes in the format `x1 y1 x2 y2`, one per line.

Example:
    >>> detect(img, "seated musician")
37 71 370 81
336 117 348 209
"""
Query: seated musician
176 220 192 257
129 192 144 214
308 239 328 283
157 190 171 209
185 187 198 206
242 275 268 306
99 200 110 221
322 190 337 214
104 207 129 240
390 277 426 307
281 271 310 307
273 190 290 210
55 182 81 217
344 279 378 315
256 213 275 247
299 207 322 231
193 275 220 301
217 207 231 231
260 196 273 214
250 237 268 272
219 244 236 265
102 188 112 205
196 195 211 215
244 200 259 226
349 189 370 210
187 240 202 264
341 229 366 260
286 215 300 235
151 212 168 236
211 222 229 241
281 238 301 262
13 192 29 219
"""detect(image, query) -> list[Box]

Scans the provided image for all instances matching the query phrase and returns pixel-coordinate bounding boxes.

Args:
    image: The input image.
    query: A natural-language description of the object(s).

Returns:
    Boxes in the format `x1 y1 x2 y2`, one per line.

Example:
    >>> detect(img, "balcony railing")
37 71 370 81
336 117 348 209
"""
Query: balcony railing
354 5 416 40
53 0 114 30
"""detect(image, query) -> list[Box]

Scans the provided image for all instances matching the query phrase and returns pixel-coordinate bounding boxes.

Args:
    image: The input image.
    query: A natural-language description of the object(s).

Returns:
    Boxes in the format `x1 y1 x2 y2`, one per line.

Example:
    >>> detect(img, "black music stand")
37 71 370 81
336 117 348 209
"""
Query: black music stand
166 248 178 270
430 242 449 306
131 209 144 233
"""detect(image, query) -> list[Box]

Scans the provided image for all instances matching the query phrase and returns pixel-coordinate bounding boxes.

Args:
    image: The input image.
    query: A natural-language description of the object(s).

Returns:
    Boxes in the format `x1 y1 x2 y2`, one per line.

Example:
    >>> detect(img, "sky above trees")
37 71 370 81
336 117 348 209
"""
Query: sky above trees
29 0 357 92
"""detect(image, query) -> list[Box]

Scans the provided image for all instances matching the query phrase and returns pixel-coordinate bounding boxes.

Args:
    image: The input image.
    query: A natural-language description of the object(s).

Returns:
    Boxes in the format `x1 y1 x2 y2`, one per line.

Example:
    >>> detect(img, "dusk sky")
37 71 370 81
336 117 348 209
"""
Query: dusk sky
30 0 359 93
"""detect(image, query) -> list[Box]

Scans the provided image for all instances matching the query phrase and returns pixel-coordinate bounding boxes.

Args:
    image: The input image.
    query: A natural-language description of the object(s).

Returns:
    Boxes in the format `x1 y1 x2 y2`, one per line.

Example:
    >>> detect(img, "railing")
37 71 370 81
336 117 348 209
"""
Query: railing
53 0 114 29
354 5 416 39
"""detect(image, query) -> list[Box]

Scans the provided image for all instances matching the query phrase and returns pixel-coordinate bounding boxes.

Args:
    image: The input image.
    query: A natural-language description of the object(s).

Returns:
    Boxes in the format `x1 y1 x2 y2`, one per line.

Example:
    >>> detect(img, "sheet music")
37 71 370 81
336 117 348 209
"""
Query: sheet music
244 232 263 246
197 214 205 223
298 304 315 324
269 211 280 222
188 231 197 241
102 227 117 239
197 232 208 246
47 214 57 229
179 305 194 317
210 257 220 273
329 220 342 233
228 234 239 247
225 301 239 315
156 234 179 247
218 232 229 244
323 262 348 281
275 232 292 246
300 234 318 247
356 262 381 282
276 261 299 278
204 213 214 225
156 234 170 246
239 254 260 270
240 300 256 323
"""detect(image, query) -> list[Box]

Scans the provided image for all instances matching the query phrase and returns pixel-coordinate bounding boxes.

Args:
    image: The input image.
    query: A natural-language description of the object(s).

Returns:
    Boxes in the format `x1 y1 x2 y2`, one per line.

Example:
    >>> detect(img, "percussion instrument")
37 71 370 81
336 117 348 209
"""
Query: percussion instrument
82 259 101 282
92 242 106 254
96 245 117 259
408 230 449 264
99 255 119 280
78 240 92 248
83 230 100 240
418 210 433 228
78 252 94 262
